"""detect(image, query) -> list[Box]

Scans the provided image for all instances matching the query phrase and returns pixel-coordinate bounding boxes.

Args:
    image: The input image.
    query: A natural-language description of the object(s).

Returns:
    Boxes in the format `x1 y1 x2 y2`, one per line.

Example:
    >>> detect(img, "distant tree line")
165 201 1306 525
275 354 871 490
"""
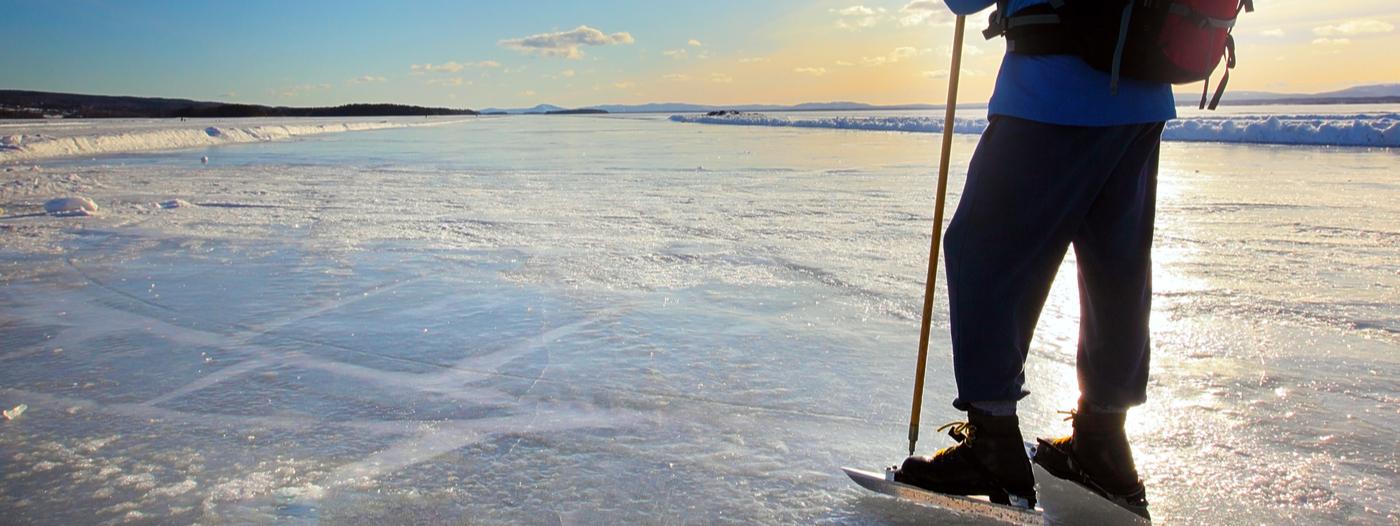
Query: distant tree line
173 103 478 118
0 90 478 119
0 108 44 119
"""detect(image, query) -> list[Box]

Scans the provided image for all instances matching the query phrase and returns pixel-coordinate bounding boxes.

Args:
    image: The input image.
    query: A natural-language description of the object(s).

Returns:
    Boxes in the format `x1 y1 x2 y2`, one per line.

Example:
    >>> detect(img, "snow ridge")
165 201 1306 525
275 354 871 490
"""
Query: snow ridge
669 113 1400 147
0 119 469 162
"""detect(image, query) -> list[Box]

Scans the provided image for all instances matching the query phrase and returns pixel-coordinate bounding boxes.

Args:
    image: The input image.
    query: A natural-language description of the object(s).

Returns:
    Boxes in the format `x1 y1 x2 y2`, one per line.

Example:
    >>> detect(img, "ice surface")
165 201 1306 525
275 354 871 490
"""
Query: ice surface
1 112 1397 525
670 111 1400 147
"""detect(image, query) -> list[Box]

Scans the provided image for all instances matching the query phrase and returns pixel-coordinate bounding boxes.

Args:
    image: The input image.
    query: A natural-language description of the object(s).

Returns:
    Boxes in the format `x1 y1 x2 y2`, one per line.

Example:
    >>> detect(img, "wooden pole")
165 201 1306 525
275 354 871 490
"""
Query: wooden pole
908 14 966 457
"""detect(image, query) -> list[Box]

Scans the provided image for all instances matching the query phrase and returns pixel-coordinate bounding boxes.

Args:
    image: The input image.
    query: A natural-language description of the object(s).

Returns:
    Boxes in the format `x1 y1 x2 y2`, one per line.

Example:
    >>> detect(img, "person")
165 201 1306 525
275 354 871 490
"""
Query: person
891 0 1174 517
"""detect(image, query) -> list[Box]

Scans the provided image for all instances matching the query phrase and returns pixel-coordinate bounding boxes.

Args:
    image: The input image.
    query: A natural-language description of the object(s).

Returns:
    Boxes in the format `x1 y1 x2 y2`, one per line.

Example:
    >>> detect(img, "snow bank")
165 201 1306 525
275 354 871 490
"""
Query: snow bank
0 118 470 162
671 112 988 136
669 112 1400 147
44 196 99 216
1163 114 1400 147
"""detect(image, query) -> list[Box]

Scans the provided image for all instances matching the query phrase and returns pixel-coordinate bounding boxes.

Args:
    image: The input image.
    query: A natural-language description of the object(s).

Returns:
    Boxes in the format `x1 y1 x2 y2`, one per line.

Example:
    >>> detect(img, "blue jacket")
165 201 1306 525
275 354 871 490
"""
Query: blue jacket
946 0 1176 126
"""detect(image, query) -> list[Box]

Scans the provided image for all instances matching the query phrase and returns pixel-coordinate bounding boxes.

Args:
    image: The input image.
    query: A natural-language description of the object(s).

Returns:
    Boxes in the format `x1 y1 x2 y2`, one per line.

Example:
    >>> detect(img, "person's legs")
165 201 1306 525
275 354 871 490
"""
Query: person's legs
944 116 1144 411
1032 123 1162 519
898 117 1160 507
1072 123 1163 410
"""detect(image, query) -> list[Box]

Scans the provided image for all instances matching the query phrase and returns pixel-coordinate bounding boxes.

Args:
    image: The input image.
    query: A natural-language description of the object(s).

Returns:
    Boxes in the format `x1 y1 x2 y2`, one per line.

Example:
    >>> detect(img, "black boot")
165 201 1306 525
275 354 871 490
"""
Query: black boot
1033 405 1150 519
893 409 1036 509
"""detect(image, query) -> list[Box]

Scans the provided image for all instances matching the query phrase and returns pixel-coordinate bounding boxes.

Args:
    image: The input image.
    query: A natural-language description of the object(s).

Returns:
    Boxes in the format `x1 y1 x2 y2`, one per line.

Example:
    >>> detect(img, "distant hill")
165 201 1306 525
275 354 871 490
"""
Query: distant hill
583 101 943 114
479 104 569 114
0 90 478 118
478 104 615 115
545 108 608 115
1177 83 1400 106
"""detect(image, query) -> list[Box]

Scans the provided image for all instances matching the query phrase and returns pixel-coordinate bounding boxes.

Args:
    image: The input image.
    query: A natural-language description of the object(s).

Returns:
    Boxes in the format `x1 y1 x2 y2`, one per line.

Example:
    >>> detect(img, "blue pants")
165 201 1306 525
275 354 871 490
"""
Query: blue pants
945 116 1163 411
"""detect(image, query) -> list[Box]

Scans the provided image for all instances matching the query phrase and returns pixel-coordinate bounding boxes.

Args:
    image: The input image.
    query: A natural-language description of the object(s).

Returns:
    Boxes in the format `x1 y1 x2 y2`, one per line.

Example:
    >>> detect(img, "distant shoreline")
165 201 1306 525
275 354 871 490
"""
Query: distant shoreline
0 90 479 120
603 97 1400 115
1190 95 1400 106
3 88 1397 120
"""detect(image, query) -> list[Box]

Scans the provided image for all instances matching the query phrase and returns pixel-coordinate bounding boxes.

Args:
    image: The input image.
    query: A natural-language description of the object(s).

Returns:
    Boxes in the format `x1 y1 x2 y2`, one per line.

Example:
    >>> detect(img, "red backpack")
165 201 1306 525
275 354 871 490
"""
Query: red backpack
983 0 1253 109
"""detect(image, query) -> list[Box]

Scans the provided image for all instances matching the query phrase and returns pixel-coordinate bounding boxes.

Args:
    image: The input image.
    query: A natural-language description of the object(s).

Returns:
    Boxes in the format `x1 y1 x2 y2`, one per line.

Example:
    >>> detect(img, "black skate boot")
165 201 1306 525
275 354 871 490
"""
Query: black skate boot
893 409 1036 509
1033 405 1150 520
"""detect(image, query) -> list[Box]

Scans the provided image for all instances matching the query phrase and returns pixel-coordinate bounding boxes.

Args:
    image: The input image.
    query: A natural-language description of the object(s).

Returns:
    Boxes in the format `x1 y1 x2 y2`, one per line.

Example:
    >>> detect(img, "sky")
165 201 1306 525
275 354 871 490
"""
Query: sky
2 0 1397 109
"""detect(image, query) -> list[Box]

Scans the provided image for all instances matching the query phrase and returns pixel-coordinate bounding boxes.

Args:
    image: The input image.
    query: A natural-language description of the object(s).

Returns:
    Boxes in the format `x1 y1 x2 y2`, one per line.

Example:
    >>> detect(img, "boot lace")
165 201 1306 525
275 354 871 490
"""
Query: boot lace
935 421 976 442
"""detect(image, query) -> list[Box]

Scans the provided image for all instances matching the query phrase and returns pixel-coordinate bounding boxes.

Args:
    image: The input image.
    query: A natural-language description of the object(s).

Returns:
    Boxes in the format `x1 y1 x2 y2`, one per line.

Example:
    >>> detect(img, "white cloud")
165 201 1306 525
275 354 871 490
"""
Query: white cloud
426 77 467 87
836 60 855 67
794 67 827 76
710 73 734 83
543 68 577 80
521 90 536 96
1313 19 1394 36
832 5 888 29
499 25 635 59
222 91 238 98
862 46 922 66
1260 28 1285 37
934 44 983 57
613 81 635 89
922 68 983 78
688 39 703 47
738 57 769 63
1312 37 1352 46
412 62 464 74
411 61 500 75
348 75 387 84
663 49 688 59
663 73 691 81
900 0 950 26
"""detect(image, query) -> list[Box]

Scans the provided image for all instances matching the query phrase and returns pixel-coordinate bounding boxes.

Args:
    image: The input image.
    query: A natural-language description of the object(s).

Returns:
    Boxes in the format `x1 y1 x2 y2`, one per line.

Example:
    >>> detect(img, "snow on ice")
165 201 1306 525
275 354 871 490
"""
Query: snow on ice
670 112 1400 147
0 117 474 162
43 196 99 217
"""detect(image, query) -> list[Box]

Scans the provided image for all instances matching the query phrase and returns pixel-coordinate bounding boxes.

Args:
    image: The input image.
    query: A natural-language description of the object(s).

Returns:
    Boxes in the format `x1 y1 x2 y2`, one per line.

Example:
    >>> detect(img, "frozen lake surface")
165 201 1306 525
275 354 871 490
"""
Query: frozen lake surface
1 113 1397 525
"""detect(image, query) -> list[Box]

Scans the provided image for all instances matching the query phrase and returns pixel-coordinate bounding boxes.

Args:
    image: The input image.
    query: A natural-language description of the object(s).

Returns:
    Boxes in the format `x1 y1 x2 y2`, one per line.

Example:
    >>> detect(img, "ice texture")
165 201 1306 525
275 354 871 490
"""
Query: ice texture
670 112 1400 147
1 113 1397 525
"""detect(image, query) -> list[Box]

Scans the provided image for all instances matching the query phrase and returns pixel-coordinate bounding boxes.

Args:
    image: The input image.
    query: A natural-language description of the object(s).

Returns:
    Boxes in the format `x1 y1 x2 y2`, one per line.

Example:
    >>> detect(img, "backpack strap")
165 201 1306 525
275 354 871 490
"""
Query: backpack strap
1108 1 1136 95
1205 35 1235 110
984 3 1074 55
1199 1 1248 110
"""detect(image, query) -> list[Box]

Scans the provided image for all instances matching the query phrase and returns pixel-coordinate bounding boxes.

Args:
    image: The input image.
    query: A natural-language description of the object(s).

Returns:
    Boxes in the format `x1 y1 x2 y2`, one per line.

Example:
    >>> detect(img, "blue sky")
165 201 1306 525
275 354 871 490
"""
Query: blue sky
4 0 1397 108
2 0 797 107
